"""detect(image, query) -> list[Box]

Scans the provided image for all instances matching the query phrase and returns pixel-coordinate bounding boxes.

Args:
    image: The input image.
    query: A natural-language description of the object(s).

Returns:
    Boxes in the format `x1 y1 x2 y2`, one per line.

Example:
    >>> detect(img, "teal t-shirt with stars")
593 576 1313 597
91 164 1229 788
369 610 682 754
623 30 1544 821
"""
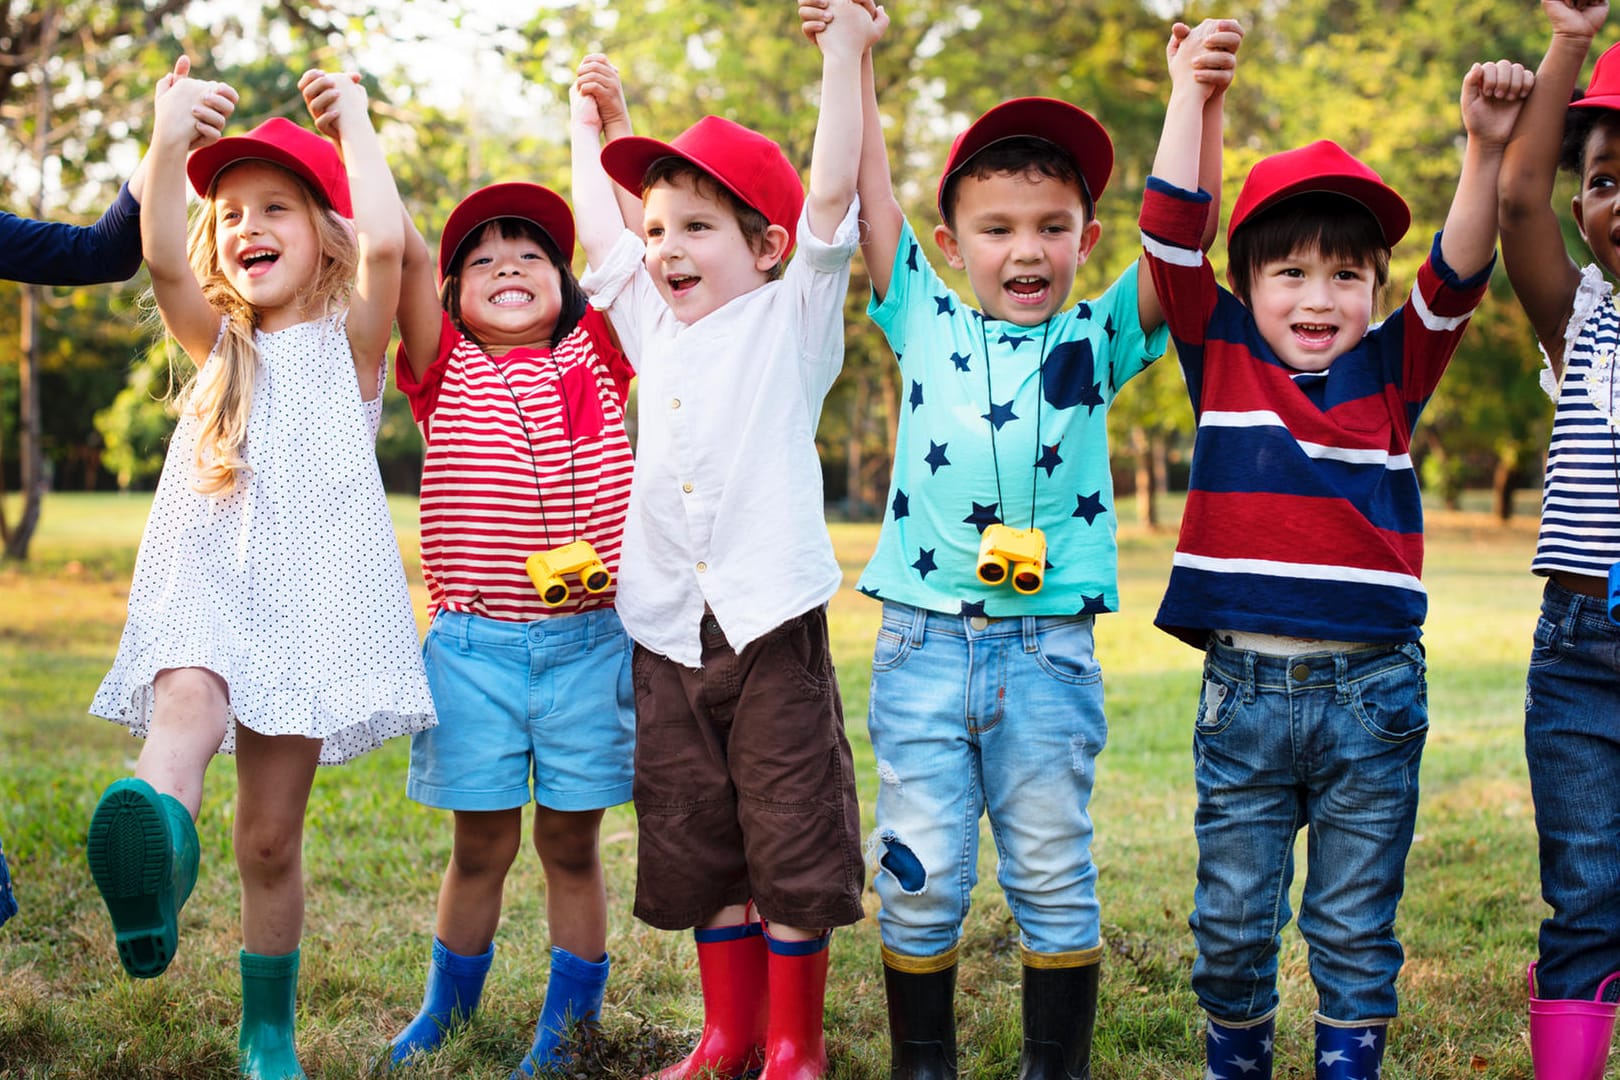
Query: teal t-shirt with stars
856 218 1168 618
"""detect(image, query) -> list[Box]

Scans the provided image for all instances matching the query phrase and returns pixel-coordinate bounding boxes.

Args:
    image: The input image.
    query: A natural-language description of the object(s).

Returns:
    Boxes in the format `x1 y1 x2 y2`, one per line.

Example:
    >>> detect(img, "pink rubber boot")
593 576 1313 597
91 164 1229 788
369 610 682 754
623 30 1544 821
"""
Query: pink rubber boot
1529 962 1620 1080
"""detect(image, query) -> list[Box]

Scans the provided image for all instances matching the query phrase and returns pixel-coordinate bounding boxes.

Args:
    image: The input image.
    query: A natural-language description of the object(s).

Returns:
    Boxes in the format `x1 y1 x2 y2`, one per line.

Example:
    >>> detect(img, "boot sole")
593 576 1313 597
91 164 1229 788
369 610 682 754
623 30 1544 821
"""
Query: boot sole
85 780 177 979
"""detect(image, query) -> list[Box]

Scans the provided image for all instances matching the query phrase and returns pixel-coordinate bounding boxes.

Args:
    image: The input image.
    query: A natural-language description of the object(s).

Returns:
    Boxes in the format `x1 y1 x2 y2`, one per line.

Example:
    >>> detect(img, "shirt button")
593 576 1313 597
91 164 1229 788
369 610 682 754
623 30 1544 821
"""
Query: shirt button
671 398 681 409
696 561 707 573
1291 662 1310 681
969 616 989 631
682 482 694 493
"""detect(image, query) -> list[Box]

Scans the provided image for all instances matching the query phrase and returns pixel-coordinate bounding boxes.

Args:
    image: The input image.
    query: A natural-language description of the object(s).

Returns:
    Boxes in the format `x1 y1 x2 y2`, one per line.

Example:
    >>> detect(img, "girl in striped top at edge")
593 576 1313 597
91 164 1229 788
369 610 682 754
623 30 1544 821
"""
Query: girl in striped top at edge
1499 2 1620 1072
362 80 645 1070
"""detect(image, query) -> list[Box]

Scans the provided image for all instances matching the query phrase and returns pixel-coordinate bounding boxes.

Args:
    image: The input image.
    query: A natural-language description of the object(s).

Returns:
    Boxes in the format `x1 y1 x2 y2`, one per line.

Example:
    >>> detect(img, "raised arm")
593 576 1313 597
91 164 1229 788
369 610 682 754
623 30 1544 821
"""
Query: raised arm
1500 0 1608 370
300 69 404 395
1441 60 1536 282
142 68 231 363
396 202 441 383
127 56 237 208
805 0 886 243
1140 18 1242 331
571 54 634 270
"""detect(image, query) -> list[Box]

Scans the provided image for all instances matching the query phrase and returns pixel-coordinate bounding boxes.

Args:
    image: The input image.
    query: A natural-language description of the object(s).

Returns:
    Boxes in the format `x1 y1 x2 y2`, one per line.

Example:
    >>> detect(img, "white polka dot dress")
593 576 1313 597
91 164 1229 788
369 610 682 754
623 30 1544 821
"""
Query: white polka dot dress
91 311 436 764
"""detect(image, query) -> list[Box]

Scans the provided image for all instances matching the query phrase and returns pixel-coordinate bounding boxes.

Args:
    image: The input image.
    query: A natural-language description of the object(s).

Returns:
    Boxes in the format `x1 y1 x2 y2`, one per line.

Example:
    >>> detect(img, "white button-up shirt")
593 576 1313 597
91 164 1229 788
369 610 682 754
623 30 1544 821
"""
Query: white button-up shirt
581 201 859 667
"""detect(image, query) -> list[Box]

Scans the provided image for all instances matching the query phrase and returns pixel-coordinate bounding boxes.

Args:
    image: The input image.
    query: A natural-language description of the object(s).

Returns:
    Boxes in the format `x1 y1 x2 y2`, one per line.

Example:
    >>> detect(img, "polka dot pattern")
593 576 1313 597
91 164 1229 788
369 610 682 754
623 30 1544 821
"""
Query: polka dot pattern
91 311 436 764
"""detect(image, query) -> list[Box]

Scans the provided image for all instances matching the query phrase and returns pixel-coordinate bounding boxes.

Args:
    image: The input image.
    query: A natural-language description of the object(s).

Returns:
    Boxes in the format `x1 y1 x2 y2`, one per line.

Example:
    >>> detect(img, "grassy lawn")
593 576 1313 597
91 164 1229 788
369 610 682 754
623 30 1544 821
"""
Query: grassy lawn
0 493 1553 1078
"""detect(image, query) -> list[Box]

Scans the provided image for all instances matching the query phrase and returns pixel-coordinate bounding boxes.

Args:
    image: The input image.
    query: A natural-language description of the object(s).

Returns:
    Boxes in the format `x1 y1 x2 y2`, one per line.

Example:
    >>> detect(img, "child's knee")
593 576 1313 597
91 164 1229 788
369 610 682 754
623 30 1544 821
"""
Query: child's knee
533 809 603 877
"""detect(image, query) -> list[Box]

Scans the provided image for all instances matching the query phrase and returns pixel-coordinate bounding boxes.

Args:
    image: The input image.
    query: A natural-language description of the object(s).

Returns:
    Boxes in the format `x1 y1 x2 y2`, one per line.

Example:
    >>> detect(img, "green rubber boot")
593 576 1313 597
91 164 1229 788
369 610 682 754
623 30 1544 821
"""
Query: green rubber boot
240 948 306 1080
86 777 199 978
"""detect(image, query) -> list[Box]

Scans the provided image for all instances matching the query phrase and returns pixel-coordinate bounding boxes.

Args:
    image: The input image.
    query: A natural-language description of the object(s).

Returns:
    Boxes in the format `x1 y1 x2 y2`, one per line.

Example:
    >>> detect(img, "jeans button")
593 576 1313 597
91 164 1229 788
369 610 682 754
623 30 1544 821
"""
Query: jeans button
969 616 989 631
1291 662 1310 681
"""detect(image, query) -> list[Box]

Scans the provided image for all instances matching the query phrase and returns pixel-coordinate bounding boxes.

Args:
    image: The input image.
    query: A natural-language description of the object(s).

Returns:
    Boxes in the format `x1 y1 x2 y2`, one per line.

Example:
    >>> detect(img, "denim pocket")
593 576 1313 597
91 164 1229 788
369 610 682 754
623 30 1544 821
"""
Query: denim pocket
1031 617 1102 685
871 617 916 672
1528 613 1565 671
1349 649 1429 742
1194 663 1240 735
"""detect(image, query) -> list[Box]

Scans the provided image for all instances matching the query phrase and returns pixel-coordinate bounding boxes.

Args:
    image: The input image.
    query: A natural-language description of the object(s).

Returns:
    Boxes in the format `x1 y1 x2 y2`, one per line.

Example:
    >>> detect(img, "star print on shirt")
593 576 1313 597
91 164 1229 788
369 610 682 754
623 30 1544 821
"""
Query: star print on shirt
909 380 925 412
1104 313 1117 340
934 294 955 316
950 351 972 372
1080 594 1110 615
964 502 1001 534
1072 490 1106 525
999 331 1032 351
1042 340 1104 413
925 441 951 474
891 490 910 520
1035 443 1063 477
959 599 987 618
983 400 1019 429
858 585 884 599
912 548 938 579
906 242 919 274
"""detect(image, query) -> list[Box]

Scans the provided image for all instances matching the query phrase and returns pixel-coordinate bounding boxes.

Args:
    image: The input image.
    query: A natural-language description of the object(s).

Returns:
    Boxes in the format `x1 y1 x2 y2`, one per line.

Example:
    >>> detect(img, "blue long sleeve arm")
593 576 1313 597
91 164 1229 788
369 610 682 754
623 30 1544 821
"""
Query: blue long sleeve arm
0 183 143 286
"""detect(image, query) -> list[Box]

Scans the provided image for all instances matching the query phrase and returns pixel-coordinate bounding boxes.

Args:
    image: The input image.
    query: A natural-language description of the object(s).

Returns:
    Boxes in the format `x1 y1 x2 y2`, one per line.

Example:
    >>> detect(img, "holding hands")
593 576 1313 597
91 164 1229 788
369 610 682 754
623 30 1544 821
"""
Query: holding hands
298 69 370 143
1545 0 1609 40
151 56 238 152
1461 60 1535 148
571 53 632 137
799 0 888 53
1166 18 1244 99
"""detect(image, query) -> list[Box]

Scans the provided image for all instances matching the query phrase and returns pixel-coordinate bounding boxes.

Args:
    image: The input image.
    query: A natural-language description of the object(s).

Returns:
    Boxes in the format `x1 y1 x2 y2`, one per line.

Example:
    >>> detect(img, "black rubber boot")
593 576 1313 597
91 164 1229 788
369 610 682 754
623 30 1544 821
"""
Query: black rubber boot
882 949 958 1079
1016 952 1100 1080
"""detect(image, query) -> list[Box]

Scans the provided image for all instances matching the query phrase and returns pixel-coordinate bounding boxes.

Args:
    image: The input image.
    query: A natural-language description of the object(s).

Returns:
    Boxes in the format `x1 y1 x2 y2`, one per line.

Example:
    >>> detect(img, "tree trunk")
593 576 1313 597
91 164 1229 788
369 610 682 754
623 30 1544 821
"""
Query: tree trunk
1492 457 1518 522
1131 425 1159 531
3 11 57 561
845 372 867 520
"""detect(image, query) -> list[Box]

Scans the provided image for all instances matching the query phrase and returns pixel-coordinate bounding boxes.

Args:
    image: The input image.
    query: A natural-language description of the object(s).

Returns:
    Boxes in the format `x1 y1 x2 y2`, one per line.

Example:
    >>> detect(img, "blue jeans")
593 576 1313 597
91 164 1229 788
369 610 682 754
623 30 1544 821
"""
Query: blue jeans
1526 578 1620 1001
865 601 1107 958
1190 638 1428 1023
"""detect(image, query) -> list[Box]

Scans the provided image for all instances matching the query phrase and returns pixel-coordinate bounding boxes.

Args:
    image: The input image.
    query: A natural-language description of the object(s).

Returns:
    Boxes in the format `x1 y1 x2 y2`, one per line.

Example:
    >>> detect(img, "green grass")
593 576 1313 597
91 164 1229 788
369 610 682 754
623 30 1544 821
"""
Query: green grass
0 494 1554 1077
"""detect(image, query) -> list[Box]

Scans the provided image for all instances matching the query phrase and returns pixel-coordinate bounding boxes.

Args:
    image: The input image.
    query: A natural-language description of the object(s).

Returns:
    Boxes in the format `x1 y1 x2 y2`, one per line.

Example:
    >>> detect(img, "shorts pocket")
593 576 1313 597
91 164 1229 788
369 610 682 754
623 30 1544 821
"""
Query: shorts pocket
1528 613 1565 671
871 614 917 672
1194 660 1241 735
1031 617 1101 685
1349 648 1429 743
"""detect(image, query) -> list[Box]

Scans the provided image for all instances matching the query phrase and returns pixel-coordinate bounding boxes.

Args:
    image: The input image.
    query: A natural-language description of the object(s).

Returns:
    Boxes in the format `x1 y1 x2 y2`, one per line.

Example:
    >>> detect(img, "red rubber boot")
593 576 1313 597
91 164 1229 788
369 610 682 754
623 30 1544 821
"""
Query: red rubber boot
652 920 768 1080
757 930 831 1080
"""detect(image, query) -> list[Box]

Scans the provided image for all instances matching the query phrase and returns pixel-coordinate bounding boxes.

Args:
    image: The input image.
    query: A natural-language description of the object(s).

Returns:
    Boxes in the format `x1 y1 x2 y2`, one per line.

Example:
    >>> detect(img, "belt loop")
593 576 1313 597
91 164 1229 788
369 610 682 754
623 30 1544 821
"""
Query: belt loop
1333 652 1351 705
1242 650 1257 704
911 602 928 647
584 608 596 652
1022 615 1038 653
457 610 473 655
1560 587 1582 648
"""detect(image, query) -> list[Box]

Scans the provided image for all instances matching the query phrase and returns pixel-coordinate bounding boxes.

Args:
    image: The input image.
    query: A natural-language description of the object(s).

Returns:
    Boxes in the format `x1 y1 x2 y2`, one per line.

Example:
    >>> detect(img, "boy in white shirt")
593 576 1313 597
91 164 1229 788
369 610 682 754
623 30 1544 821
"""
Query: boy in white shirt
569 2 884 1076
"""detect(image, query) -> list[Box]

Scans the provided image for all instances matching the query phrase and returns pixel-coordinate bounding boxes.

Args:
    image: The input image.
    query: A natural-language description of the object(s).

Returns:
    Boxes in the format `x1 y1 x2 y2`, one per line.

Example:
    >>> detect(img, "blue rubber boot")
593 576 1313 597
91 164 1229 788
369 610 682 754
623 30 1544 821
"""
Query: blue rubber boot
511 947 610 1078
240 948 306 1079
1205 1011 1274 1080
0 837 17 928
1313 1015 1386 1080
86 777 199 978
386 937 495 1067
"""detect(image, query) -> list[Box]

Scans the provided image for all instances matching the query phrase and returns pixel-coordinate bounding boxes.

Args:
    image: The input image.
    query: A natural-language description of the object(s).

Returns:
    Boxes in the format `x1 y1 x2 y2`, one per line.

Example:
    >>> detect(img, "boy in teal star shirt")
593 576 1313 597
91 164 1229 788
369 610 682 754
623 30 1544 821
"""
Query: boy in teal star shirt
821 8 1241 1076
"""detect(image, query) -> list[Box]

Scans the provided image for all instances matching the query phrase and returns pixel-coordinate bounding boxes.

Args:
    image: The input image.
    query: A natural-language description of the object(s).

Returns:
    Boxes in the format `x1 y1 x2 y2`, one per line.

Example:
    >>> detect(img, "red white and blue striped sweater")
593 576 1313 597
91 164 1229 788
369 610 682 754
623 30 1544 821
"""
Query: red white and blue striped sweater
1139 177 1492 648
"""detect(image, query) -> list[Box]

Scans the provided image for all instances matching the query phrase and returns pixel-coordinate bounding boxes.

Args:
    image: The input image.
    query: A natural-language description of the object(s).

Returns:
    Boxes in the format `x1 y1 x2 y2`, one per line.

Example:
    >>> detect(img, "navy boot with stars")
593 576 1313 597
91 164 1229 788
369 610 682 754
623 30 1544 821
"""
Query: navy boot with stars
1203 1011 1273 1080
1313 1015 1385 1080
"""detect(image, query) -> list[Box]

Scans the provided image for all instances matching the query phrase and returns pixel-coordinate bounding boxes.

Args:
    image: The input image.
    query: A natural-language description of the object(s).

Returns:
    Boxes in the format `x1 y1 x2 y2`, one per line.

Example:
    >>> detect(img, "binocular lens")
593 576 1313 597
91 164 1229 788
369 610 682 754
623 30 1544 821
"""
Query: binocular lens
584 570 610 593
1013 570 1040 594
543 583 569 606
979 562 1006 584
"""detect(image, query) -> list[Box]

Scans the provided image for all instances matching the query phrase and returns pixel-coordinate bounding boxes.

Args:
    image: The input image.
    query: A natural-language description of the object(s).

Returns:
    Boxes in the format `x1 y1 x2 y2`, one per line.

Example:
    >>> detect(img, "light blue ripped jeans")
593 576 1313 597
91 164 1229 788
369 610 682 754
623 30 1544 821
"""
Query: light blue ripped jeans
865 601 1108 958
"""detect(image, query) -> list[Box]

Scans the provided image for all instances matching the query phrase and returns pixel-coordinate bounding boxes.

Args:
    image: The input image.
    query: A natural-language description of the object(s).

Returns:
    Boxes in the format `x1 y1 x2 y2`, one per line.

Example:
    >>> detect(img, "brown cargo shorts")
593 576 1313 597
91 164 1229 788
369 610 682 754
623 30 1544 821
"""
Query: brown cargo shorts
630 605 865 931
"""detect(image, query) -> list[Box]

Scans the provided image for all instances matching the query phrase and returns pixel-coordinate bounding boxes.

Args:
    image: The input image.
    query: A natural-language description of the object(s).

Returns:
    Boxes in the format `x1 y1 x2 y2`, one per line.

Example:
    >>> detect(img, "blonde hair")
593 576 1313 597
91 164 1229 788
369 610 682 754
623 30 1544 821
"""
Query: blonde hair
177 165 358 496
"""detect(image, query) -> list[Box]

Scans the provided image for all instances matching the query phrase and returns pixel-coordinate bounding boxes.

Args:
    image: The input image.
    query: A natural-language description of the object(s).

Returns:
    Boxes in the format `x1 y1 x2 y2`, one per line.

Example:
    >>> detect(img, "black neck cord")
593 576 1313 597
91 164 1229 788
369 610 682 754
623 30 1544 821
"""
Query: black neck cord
980 317 1053 530
486 352 579 549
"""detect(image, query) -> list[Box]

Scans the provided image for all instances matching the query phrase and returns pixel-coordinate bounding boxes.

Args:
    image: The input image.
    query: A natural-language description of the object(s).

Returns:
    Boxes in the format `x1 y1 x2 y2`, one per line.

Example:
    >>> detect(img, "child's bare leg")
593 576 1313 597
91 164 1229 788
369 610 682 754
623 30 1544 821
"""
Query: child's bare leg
233 725 320 955
533 806 606 959
435 808 522 955
137 666 231 816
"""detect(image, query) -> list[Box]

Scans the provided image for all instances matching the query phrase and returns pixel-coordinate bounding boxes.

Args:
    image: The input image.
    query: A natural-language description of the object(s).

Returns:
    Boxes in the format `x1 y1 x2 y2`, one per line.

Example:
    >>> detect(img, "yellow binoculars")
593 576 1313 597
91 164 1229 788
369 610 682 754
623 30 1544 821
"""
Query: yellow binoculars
975 524 1046 596
525 540 611 607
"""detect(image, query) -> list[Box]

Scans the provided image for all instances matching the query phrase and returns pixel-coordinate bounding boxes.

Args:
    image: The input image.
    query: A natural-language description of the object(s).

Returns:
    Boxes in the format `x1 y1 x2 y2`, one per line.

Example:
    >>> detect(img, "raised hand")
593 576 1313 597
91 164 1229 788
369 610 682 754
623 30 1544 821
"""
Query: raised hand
1543 0 1609 40
298 69 367 141
154 56 239 151
1167 18 1244 98
1462 59 1535 149
573 54 631 136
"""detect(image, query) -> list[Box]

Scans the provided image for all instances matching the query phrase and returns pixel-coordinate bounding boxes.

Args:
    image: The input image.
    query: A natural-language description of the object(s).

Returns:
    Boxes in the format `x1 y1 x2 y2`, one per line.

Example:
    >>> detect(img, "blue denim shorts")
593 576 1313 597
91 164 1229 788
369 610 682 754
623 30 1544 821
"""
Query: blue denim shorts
407 608 635 812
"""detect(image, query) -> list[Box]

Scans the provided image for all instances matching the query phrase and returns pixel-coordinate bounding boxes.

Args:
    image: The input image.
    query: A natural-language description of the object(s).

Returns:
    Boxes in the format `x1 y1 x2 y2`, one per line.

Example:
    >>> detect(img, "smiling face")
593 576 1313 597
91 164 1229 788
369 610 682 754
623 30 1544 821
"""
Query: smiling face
641 174 787 325
1573 118 1620 282
1246 245 1377 373
211 161 323 331
934 169 1100 326
453 222 564 353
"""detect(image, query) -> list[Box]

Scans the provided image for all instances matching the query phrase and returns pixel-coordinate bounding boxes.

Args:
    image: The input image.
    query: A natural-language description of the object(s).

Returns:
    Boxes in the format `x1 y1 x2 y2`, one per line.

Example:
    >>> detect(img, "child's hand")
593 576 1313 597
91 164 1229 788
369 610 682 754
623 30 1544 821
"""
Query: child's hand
572 54 629 135
298 69 367 141
1462 59 1536 148
1543 0 1608 40
1167 18 1244 97
800 0 887 56
155 57 239 151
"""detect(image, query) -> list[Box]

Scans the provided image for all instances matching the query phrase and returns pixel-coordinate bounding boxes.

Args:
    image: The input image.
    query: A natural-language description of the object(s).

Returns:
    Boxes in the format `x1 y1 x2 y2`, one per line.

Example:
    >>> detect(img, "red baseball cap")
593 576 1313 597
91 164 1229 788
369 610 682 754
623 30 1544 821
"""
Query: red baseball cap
1572 39 1620 111
437 182 576 282
936 97 1113 220
600 115 805 257
187 116 352 218
1228 140 1409 247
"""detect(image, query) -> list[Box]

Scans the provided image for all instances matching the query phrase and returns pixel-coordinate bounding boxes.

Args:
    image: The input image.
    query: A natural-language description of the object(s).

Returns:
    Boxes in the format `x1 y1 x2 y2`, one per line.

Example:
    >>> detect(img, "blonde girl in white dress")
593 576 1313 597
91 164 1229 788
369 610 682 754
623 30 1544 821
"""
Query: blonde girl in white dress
84 67 433 1079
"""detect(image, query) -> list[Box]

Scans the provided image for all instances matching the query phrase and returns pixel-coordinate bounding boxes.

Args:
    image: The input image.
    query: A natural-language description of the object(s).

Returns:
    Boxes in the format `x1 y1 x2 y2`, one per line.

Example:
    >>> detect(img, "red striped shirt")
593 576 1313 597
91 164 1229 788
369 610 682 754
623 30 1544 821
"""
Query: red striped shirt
398 308 634 622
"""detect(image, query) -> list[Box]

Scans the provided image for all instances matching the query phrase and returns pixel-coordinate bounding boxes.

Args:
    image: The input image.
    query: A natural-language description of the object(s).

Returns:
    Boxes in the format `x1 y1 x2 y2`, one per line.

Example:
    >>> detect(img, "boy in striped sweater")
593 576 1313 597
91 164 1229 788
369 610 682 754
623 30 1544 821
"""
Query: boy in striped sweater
1139 25 1532 1080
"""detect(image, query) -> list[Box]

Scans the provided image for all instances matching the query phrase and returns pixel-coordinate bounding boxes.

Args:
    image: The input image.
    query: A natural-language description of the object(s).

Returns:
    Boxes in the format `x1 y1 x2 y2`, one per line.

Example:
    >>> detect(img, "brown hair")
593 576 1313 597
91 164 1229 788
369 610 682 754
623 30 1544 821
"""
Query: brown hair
642 157 786 280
